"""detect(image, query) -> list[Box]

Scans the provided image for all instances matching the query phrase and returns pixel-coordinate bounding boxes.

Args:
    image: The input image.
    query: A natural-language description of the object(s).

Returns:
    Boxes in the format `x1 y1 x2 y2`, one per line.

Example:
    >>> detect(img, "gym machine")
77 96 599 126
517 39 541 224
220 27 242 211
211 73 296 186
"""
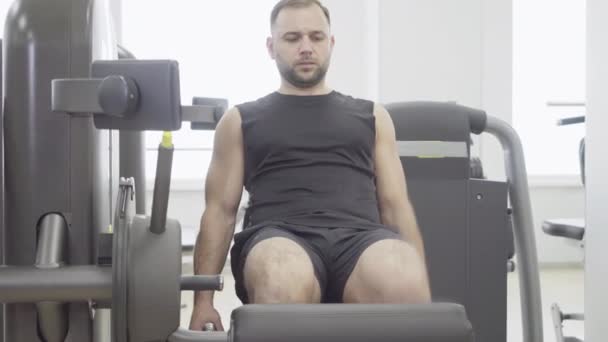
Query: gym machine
542 110 586 342
0 0 543 341
387 102 543 342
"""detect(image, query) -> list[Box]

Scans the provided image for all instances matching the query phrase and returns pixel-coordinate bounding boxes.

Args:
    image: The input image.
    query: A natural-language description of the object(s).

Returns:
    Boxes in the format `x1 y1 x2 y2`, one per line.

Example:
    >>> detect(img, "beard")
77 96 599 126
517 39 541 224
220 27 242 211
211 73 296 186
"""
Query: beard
276 58 330 89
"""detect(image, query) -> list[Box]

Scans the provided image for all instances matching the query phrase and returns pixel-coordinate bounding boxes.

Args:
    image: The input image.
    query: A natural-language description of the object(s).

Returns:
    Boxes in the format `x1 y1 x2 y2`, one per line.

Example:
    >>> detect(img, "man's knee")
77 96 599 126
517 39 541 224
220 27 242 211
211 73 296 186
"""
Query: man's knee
380 240 431 303
243 237 321 304
344 239 431 303
378 268 431 304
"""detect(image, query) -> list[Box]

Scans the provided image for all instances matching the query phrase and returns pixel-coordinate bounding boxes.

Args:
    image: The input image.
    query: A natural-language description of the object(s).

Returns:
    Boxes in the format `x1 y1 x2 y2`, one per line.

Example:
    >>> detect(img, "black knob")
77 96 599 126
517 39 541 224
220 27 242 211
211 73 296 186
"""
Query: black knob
98 75 139 117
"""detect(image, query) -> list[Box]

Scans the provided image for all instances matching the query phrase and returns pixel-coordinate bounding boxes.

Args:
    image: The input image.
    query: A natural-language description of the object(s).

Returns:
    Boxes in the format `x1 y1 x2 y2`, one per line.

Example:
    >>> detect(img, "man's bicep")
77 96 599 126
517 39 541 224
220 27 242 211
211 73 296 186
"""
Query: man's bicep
204 107 244 215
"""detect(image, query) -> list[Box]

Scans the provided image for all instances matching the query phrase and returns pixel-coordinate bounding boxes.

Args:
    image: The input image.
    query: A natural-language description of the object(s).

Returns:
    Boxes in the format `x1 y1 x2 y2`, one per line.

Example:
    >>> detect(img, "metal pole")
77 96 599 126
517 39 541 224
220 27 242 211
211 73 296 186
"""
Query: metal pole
0 266 112 303
0 37 5 342
484 116 544 342
35 213 69 342
93 308 112 342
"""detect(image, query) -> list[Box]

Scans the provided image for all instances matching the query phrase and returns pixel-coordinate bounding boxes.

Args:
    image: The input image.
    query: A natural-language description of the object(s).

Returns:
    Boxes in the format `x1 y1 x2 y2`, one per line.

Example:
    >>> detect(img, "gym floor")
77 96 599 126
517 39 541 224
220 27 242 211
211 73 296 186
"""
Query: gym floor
180 252 585 342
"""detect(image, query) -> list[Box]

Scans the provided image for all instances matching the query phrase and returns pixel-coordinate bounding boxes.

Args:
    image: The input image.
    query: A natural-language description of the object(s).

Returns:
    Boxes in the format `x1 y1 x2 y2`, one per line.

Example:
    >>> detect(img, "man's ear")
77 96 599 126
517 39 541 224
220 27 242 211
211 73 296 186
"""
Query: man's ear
330 35 335 49
266 36 275 60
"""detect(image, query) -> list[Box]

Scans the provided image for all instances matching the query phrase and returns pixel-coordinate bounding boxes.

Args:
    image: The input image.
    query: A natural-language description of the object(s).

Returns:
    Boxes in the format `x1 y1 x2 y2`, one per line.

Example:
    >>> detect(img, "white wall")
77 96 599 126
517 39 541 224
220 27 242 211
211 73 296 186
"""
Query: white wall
323 0 379 100
377 0 510 180
378 0 483 106
585 0 608 339
480 0 511 181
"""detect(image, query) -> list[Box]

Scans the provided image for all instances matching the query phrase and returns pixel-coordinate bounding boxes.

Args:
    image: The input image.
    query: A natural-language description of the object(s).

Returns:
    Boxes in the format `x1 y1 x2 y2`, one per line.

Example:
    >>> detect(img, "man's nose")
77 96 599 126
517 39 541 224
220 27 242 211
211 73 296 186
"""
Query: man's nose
298 37 314 54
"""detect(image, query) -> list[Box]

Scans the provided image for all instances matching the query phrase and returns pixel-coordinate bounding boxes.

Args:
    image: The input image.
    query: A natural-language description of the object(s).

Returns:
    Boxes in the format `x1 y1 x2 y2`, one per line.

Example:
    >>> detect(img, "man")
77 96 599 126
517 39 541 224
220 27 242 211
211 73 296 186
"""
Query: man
189 0 431 331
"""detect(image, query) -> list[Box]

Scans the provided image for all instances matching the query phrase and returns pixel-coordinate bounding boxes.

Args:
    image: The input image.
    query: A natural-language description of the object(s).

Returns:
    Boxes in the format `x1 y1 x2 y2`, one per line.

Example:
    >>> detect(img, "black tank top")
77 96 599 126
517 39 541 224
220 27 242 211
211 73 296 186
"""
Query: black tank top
237 91 384 230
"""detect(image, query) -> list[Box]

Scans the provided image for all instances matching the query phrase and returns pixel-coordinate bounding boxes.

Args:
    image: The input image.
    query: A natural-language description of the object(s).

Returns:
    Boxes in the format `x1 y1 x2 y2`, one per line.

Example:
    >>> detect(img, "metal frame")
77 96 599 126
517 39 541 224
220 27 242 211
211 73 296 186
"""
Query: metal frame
485 116 544 342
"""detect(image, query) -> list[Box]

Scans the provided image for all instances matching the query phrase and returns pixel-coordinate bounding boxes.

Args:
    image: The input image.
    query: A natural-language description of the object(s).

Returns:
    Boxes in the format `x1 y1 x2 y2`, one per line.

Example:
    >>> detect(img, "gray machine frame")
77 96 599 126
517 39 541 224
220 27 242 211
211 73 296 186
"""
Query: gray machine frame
3 0 103 340
488 115 543 342
0 37 4 342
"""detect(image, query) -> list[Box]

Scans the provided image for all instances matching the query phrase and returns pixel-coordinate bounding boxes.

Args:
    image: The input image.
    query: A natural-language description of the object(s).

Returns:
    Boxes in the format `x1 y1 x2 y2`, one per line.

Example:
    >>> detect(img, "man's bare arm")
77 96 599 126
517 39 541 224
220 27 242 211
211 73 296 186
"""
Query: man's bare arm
373 104 427 264
193 107 244 306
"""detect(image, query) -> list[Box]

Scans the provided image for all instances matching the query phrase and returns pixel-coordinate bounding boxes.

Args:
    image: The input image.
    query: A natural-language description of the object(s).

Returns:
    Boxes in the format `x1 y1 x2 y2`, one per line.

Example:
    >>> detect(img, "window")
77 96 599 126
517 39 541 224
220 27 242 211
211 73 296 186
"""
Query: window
121 0 279 181
513 0 586 177
0 1 12 39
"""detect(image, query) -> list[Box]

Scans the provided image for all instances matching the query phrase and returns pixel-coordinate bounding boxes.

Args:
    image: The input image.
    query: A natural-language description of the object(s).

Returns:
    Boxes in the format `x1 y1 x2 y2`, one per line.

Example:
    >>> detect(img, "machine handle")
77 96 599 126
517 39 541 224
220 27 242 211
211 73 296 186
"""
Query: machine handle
180 275 224 291
556 116 585 126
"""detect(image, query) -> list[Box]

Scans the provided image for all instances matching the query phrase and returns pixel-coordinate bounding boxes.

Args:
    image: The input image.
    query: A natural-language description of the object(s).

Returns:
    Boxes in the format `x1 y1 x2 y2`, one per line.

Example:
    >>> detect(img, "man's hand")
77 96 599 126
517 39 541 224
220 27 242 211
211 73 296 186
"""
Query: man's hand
189 302 225 332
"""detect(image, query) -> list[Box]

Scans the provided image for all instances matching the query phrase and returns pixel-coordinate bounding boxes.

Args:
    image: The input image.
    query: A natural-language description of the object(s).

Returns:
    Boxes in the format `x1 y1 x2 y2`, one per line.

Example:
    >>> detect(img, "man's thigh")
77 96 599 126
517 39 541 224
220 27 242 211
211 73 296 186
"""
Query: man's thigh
334 230 430 303
231 226 327 304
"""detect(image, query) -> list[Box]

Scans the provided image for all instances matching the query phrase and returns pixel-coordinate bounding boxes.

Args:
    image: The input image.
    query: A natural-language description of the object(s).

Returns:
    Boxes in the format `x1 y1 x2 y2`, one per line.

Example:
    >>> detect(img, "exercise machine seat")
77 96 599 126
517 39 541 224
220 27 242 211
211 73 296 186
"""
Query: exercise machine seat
230 303 474 342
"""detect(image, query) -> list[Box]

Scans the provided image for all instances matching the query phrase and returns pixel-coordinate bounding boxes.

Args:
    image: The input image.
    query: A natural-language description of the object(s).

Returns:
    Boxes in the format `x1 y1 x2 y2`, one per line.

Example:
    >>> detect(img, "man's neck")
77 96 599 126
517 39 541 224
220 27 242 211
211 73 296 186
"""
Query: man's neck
278 81 332 96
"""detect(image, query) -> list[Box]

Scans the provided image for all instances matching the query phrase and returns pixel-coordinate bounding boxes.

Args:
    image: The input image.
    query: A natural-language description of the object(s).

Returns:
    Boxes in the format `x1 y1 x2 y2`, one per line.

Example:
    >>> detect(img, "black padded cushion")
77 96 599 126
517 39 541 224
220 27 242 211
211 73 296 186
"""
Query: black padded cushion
231 303 474 342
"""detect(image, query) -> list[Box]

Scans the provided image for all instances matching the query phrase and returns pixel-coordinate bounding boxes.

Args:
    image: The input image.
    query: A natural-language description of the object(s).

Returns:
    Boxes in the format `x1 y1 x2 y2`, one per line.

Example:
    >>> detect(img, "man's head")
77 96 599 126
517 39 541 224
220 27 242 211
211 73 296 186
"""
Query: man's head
268 0 335 90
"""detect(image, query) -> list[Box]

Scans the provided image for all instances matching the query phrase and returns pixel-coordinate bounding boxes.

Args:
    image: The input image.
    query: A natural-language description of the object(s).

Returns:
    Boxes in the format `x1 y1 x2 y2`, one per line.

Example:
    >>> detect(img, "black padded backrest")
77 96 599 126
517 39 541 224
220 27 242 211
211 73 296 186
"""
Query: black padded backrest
385 102 486 180
387 101 486 139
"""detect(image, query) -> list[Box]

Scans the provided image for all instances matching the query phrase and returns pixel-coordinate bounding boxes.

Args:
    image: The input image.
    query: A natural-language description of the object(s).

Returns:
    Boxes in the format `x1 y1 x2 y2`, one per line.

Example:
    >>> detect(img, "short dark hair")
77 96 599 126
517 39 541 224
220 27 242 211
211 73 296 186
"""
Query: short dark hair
270 0 331 28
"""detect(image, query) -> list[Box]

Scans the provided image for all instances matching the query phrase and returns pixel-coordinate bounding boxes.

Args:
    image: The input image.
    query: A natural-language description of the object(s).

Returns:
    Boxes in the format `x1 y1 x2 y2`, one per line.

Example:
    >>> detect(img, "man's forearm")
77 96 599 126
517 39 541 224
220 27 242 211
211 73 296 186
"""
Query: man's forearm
193 209 236 305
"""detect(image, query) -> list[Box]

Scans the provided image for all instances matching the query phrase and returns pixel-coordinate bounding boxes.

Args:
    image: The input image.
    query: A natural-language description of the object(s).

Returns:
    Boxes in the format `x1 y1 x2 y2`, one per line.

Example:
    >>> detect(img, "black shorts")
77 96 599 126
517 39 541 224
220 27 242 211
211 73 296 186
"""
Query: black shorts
230 224 402 303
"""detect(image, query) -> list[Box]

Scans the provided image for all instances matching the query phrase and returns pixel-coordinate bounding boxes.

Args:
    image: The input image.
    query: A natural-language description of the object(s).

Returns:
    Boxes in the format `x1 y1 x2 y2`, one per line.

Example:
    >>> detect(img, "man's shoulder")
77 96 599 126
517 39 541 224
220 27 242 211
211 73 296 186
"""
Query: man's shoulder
234 93 279 124
332 90 369 102
236 92 277 111
331 91 377 113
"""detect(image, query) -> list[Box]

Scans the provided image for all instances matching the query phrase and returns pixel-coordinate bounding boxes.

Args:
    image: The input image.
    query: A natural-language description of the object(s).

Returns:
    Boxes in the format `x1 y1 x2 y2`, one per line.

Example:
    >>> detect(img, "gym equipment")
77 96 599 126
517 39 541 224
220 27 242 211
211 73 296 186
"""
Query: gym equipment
0 0 222 340
550 304 584 342
542 114 586 342
469 157 485 179
0 0 541 341
386 102 542 342
0 37 4 342
543 115 586 242
170 304 474 342
2 0 121 339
